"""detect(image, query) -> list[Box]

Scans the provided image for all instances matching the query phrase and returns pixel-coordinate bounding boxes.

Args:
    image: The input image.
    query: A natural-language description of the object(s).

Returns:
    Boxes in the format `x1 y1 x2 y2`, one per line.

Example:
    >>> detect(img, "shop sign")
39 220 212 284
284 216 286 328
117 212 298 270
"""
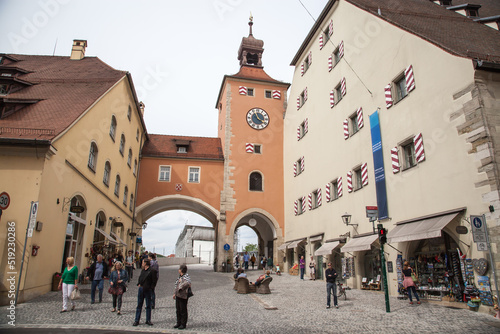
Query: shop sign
456 226 468 234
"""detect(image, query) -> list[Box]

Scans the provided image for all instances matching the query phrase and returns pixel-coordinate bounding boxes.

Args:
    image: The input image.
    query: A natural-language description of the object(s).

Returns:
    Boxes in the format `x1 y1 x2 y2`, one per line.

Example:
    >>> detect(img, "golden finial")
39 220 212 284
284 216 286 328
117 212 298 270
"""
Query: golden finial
249 12 253 22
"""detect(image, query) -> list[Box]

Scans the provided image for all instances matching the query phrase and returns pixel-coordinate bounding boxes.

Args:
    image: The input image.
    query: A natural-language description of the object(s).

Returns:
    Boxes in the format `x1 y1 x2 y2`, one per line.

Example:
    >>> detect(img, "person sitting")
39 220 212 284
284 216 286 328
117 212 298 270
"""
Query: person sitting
234 268 247 279
254 270 271 286
276 264 281 276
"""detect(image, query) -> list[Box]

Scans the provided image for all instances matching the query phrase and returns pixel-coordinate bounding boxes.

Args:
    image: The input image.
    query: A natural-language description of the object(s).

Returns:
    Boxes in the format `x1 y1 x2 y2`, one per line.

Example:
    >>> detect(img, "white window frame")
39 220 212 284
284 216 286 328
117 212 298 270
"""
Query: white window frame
335 84 343 103
265 90 272 99
312 190 320 209
253 144 262 154
114 175 120 197
119 134 125 156
188 166 200 183
103 161 111 186
402 140 417 170
123 186 128 205
331 180 339 201
159 165 171 182
247 88 254 97
353 166 363 190
109 116 117 141
349 112 359 135
88 142 98 172
394 74 408 103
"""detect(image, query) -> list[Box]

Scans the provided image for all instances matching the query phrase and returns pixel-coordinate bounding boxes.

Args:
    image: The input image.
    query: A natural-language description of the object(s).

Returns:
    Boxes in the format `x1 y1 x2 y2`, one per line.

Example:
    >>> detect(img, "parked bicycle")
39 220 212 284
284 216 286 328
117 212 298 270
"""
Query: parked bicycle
337 280 348 300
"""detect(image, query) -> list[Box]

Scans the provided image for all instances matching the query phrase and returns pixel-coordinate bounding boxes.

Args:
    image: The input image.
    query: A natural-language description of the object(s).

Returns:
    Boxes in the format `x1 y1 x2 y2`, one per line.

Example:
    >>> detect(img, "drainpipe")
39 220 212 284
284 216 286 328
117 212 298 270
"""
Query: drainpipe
131 131 145 251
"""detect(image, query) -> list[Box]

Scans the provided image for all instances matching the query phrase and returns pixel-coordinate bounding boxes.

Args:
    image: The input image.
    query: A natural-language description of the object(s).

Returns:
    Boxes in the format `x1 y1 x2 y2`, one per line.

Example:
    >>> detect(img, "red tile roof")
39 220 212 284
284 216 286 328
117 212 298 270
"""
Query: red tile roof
142 134 224 161
0 54 127 141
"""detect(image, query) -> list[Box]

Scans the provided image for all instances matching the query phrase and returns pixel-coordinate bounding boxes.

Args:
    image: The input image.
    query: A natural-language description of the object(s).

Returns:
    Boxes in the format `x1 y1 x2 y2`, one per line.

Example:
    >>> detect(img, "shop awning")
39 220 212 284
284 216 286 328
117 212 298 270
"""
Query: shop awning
314 241 341 256
110 231 127 246
277 242 291 251
387 212 459 244
69 213 87 225
309 235 323 242
95 228 118 245
340 234 379 253
287 238 306 249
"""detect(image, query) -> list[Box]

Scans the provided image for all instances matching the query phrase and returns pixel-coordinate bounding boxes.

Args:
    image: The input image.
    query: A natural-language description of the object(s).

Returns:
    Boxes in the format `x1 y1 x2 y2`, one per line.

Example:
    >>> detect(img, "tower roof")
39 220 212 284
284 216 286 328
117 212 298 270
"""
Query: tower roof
237 16 265 67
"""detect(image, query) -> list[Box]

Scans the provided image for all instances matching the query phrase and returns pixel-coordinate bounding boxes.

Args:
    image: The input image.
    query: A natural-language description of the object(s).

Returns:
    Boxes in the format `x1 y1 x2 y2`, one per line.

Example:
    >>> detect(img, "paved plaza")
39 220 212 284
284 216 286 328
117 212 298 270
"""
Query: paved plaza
1 264 500 334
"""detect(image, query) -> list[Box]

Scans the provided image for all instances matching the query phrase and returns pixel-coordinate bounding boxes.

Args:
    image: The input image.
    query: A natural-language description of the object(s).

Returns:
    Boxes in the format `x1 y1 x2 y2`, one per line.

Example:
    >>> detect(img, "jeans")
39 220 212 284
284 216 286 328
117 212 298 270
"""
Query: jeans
244 261 249 270
176 297 188 327
326 282 338 307
91 279 104 303
112 293 123 310
135 287 152 323
407 286 420 302
151 288 156 308
62 283 75 310
300 267 305 279
125 266 134 282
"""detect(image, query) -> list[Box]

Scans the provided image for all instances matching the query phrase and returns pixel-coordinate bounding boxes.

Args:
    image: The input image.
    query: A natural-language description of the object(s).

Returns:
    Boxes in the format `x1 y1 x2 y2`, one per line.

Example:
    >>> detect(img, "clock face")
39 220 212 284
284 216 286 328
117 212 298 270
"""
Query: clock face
246 108 269 130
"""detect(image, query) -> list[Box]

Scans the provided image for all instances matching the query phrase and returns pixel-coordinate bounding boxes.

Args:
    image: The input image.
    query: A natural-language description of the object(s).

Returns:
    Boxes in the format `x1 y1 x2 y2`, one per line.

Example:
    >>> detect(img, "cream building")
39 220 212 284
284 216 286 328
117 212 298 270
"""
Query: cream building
0 40 147 304
283 0 500 308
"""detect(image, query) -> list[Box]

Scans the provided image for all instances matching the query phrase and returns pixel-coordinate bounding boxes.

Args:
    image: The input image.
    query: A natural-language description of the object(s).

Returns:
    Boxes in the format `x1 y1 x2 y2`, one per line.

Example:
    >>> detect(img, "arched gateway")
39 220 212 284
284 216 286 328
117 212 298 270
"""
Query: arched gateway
136 19 289 271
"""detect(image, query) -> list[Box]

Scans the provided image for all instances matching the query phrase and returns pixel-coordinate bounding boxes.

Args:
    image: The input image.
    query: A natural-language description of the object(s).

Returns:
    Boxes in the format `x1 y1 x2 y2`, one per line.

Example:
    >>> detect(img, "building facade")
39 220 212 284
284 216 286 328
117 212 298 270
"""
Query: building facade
283 0 500 306
175 225 215 263
0 40 147 304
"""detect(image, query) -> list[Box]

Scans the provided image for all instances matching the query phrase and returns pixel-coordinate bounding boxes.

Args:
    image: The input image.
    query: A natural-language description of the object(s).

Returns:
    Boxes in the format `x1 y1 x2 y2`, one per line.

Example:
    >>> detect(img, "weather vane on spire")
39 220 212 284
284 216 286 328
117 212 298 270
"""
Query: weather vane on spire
249 12 253 22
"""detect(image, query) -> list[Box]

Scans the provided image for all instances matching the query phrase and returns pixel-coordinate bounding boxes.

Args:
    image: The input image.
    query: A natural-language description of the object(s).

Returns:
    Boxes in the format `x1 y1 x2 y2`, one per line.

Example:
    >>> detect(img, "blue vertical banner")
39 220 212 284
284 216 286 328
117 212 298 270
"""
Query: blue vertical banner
369 111 388 220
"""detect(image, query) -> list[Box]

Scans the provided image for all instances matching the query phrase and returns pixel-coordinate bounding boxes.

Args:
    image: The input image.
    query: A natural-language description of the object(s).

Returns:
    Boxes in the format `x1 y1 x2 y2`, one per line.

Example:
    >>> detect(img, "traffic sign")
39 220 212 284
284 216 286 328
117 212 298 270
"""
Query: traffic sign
477 242 488 251
224 243 230 251
28 201 38 238
470 215 487 243
0 192 10 210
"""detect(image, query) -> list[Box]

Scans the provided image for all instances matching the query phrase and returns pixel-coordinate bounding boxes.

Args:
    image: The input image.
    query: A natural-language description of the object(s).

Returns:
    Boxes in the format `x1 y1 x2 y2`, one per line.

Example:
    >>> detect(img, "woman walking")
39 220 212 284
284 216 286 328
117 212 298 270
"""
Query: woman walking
109 261 128 315
309 256 316 280
58 256 78 312
402 261 420 305
173 264 191 330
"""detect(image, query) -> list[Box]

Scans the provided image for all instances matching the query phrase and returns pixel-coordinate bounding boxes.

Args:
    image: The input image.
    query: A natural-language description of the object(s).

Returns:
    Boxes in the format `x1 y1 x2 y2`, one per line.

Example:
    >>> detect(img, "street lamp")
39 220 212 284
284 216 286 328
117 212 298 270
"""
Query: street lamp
342 212 358 227
249 217 257 227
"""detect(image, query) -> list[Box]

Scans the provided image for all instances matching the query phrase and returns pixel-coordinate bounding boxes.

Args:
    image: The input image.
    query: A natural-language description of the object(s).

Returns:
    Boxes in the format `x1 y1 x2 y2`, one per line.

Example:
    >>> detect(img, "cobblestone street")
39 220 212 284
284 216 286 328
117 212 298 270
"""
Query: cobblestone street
1 264 500 333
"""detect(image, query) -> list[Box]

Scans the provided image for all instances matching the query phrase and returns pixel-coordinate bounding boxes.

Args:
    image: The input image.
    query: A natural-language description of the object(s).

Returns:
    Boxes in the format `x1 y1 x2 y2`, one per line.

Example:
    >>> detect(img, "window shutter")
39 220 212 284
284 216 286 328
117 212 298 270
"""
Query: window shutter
297 96 300 110
301 63 304 76
239 86 247 95
385 84 393 108
319 35 324 49
317 188 322 206
347 171 353 193
325 183 331 202
330 90 335 108
300 156 305 173
245 143 254 153
294 162 297 177
339 41 344 58
272 90 281 99
304 118 308 134
297 125 301 140
294 200 298 216
328 55 333 72
414 133 425 162
343 120 349 140
328 19 333 36
357 107 364 129
308 52 312 66
304 87 308 101
361 163 368 186
391 147 400 173
308 193 313 210
405 64 415 92
302 196 307 213
337 177 343 197
341 77 346 96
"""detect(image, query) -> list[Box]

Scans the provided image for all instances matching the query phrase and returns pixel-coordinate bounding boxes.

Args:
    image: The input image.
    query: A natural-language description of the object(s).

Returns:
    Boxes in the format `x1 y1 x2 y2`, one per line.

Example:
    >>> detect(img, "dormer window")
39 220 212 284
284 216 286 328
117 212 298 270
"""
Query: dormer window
177 146 187 153
467 8 478 17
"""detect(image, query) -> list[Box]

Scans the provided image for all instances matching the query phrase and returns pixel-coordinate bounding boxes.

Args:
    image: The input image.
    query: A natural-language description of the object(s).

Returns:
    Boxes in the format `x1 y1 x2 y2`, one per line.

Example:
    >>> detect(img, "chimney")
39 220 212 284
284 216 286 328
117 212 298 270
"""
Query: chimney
139 101 145 115
70 39 87 60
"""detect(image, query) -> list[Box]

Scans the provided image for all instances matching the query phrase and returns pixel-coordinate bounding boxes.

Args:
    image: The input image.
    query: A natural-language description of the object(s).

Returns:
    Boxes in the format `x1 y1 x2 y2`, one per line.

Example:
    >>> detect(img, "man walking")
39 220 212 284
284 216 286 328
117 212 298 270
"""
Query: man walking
325 262 338 309
86 254 108 304
125 250 135 283
243 251 250 270
133 258 158 326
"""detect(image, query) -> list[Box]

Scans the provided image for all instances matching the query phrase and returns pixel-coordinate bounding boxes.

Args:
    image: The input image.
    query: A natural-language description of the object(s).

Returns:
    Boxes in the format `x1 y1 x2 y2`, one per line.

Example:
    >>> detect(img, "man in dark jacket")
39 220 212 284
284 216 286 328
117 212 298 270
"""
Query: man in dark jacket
325 262 338 309
86 254 109 304
133 258 158 326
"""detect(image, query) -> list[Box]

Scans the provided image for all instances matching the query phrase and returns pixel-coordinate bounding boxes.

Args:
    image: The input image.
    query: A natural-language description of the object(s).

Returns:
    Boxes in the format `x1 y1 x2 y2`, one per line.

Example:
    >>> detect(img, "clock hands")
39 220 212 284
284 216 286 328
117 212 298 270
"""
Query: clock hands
256 113 265 122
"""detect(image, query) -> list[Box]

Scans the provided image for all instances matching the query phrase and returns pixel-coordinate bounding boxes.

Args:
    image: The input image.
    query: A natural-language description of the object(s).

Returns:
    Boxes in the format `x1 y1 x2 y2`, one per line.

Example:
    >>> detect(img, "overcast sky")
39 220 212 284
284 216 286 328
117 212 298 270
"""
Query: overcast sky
0 0 328 255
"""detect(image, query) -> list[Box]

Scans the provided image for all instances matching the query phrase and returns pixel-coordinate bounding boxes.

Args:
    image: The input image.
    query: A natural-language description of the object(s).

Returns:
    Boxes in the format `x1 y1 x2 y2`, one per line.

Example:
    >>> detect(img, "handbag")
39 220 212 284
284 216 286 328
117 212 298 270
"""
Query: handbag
70 287 81 300
187 286 193 298
411 269 418 283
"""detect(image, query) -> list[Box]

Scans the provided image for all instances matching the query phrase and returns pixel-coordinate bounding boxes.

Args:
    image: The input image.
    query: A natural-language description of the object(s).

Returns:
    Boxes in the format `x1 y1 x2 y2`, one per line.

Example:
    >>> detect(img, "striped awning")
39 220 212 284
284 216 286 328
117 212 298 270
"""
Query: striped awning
314 241 341 256
110 231 127 246
340 234 378 253
95 228 118 245
387 212 459 244
69 213 87 225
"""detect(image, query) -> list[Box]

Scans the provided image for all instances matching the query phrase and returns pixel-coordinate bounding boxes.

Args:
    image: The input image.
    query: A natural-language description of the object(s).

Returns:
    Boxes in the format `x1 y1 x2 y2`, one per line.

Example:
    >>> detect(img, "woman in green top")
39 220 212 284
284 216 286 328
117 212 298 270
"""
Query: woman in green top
58 256 78 312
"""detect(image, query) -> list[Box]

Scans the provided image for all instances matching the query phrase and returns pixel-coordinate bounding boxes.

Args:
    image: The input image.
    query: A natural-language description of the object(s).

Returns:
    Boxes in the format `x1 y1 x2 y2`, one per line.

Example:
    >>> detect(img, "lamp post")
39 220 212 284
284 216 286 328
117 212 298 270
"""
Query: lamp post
342 213 357 227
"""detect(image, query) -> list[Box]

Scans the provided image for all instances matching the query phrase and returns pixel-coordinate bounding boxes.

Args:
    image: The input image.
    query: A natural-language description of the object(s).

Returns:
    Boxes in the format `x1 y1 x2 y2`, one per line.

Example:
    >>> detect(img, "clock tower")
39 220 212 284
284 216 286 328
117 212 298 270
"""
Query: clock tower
215 17 290 270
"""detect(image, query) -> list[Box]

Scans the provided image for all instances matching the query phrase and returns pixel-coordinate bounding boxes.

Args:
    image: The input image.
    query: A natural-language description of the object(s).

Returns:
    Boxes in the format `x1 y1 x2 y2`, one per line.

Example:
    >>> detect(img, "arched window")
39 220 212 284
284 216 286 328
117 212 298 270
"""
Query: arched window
123 186 128 205
127 148 132 167
88 142 98 171
133 159 138 176
249 172 263 191
127 105 132 121
119 134 125 155
103 161 111 186
109 115 117 141
129 194 134 212
114 175 121 197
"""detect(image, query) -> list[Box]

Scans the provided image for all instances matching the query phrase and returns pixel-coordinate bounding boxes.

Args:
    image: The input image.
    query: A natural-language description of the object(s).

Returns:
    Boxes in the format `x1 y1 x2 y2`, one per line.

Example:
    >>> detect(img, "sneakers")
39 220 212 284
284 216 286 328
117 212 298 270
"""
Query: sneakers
417 301 421 304
335 305 339 309
409 302 413 305
133 321 139 326
326 305 331 309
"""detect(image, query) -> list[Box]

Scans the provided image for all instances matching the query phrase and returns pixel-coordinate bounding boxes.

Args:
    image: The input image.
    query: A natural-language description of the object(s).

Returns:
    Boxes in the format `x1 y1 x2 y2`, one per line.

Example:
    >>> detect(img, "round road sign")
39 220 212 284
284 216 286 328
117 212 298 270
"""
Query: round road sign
0 192 10 210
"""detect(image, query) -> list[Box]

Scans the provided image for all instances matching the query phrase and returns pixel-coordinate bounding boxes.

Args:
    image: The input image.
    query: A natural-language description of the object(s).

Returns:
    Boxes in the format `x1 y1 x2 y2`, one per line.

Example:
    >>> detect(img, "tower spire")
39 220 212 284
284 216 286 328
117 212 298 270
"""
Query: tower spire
237 16 264 67
249 12 253 36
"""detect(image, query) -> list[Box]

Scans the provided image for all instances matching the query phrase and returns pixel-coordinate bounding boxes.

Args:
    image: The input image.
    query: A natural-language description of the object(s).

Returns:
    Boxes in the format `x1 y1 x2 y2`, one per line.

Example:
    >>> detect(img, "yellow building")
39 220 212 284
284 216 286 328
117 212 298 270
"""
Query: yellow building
0 40 147 304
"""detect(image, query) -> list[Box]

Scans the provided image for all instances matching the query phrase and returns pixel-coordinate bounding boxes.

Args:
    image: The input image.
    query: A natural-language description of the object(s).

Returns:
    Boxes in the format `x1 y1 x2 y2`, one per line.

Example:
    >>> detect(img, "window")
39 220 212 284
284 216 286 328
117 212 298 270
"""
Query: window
254 144 262 154
103 161 111 186
123 186 128 205
402 141 417 169
265 90 272 99
335 84 343 103
331 180 339 201
129 194 134 212
159 166 171 182
303 59 310 73
133 159 138 176
300 89 307 107
188 167 200 183
298 119 308 140
249 172 263 191
127 148 132 167
295 157 304 176
298 197 305 214
394 75 408 103
177 146 187 153
349 113 359 135
333 48 341 65
467 9 478 17
119 134 125 156
109 116 117 141
247 88 254 96
354 167 363 190
88 142 98 172
127 105 131 121
323 26 331 43
312 189 320 209
136 129 139 141
114 175 120 197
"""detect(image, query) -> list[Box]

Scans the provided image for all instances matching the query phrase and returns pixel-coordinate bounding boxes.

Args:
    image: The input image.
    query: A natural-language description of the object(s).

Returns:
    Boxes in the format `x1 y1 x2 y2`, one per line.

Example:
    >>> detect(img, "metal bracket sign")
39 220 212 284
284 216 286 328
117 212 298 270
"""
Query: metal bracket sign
477 242 488 251
470 215 487 243
366 206 378 222
28 201 39 238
